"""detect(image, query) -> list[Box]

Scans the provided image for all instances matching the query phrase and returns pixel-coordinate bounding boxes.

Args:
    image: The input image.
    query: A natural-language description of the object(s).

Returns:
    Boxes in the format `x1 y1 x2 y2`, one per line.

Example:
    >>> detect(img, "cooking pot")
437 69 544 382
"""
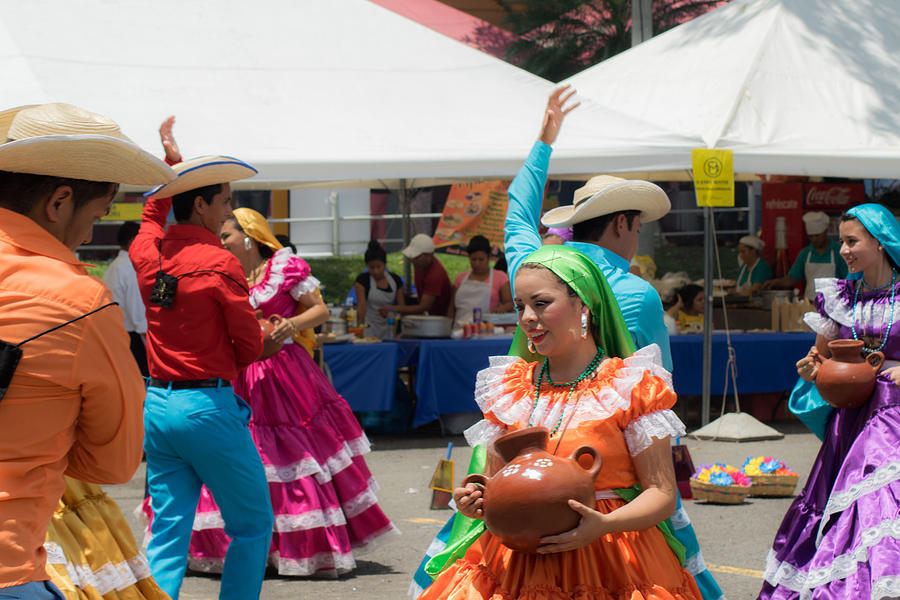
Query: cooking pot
760 290 793 310
400 315 452 338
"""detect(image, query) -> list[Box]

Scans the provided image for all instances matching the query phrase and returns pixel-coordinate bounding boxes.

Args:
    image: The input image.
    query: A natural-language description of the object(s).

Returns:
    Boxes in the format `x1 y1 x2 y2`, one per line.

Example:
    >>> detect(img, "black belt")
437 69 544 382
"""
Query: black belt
147 377 231 389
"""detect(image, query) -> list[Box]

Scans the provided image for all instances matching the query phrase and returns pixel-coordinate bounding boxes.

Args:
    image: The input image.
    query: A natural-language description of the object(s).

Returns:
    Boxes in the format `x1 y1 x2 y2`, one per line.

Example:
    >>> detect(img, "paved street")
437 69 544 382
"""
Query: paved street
108 421 819 600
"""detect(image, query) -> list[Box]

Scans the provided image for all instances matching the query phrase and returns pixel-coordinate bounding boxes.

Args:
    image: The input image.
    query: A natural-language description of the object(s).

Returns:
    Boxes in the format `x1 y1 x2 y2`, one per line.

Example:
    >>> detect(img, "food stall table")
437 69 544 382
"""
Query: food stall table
322 341 402 412
412 336 514 427
669 332 816 395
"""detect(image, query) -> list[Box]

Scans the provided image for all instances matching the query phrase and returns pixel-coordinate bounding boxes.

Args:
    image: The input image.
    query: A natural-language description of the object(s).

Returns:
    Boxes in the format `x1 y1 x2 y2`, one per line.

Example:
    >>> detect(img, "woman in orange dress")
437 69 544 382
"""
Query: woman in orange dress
420 244 701 600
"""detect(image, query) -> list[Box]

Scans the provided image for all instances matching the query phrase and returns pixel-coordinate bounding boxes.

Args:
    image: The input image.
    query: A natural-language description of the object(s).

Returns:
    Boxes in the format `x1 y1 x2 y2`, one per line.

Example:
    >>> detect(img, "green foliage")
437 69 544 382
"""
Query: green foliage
654 245 739 282
487 0 725 82
307 253 474 305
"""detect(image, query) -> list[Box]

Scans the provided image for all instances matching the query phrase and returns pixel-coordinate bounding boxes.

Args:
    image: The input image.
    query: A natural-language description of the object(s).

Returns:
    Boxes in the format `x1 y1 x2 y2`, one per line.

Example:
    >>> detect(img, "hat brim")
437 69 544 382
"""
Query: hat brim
402 247 422 259
541 180 670 229
145 156 257 198
0 105 37 140
0 134 175 185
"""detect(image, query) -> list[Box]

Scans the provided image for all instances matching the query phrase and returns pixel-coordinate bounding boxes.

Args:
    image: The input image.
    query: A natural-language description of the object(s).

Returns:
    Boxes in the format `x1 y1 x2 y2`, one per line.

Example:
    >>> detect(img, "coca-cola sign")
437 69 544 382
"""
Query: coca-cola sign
804 183 864 209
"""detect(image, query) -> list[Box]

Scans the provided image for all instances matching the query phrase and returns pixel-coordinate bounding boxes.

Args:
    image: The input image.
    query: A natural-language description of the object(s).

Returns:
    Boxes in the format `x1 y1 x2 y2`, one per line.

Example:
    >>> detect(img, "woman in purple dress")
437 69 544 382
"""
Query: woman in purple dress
185 208 398 578
760 203 900 599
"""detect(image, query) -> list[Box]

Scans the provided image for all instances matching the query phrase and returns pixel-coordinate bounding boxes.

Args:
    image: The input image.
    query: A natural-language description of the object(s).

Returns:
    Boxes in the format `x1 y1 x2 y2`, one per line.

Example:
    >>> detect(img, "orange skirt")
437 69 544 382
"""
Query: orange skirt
419 499 701 600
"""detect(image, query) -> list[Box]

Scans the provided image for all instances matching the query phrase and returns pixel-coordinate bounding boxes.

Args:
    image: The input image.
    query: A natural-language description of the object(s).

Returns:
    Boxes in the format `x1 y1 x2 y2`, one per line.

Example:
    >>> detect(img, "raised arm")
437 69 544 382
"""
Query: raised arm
505 87 579 289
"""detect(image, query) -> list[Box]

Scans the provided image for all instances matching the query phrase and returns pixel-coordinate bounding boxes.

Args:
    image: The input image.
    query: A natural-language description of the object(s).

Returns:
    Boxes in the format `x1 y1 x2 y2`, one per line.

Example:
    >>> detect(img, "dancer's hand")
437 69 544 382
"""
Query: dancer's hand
453 483 484 519
884 366 900 388
269 315 296 343
538 86 580 146
159 116 182 163
797 346 823 382
536 499 608 553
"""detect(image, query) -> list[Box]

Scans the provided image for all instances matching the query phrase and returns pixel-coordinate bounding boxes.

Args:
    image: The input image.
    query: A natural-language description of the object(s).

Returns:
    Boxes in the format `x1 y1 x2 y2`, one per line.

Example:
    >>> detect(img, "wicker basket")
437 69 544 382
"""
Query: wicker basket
748 474 799 497
689 478 751 504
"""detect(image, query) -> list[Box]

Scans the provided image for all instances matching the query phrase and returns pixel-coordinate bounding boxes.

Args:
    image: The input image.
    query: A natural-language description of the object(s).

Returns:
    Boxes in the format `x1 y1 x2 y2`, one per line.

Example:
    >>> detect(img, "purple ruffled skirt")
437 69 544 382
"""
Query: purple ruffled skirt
760 373 900 599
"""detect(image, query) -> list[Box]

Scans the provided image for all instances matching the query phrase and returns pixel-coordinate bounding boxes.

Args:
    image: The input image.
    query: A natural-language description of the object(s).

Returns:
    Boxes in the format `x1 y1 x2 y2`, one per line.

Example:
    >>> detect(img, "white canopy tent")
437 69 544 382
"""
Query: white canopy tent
0 0 691 190
562 0 900 180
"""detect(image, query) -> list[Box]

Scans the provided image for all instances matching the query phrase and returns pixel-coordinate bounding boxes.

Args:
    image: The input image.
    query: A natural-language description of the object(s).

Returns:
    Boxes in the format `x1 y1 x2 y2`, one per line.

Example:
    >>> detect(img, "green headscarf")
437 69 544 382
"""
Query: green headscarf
509 244 636 362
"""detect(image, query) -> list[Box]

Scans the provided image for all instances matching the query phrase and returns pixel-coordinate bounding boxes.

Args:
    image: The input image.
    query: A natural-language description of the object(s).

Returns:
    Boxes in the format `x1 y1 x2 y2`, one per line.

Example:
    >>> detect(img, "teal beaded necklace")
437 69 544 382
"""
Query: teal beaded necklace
851 269 897 354
529 348 605 435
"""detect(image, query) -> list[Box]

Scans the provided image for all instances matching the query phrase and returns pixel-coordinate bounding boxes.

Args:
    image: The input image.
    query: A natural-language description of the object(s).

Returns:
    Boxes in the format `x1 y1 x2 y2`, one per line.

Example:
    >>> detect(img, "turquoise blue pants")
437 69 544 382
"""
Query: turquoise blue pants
143 383 273 600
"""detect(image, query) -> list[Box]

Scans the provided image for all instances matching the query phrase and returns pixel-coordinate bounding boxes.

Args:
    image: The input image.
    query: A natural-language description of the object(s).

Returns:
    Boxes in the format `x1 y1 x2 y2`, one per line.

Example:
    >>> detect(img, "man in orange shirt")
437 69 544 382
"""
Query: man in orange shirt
0 103 174 599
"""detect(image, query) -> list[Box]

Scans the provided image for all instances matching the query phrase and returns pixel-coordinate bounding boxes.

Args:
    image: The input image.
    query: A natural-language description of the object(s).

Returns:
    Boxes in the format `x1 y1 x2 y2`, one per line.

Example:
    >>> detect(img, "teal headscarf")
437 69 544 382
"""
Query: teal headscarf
846 203 900 277
508 244 636 362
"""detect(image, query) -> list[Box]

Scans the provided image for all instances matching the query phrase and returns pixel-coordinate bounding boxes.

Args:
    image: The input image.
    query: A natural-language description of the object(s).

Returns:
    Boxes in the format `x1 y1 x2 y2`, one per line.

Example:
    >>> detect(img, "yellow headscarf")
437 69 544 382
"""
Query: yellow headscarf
232 207 283 251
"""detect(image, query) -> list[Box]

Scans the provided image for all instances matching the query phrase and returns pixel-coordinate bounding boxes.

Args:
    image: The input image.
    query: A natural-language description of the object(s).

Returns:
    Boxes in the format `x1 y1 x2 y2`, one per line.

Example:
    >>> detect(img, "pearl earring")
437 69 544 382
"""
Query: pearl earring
244 237 252 250
581 313 589 339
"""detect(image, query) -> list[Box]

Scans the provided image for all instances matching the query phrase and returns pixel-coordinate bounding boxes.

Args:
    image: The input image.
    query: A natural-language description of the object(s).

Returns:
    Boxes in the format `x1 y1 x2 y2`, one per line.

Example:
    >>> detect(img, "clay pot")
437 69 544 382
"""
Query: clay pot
462 426 602 553
815 339 884 409
258 313 285 360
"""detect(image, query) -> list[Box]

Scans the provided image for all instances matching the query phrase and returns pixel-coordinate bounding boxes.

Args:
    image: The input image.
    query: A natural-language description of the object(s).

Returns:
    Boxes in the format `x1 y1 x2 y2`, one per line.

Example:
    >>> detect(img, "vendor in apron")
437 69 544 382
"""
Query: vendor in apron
762 211 848 300
735 235 772 294
352 241 405 338
449 235 512 325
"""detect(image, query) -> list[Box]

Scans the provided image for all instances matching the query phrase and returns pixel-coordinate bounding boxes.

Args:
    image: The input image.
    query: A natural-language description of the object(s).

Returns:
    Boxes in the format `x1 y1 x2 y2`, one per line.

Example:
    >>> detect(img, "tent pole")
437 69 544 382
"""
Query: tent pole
400 179 412 293
701 206 713 425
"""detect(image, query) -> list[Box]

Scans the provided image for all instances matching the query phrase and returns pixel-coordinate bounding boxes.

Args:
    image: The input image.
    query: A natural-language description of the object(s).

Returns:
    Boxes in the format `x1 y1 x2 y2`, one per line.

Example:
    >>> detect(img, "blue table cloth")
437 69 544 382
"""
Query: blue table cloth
411 337 514 427
322 341 401 412
669 332 816 395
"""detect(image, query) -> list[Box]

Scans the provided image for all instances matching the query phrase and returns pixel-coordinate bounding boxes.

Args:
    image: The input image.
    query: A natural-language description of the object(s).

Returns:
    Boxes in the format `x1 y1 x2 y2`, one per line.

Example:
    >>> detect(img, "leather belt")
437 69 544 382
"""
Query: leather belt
147 377 231 389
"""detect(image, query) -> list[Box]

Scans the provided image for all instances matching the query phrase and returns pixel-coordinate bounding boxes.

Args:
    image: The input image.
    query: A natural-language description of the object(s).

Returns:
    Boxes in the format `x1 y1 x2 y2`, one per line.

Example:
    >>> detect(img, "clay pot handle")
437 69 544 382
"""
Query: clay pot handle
569 446 602 482
461 473 488 492
269 314 284 325
868 351 885 373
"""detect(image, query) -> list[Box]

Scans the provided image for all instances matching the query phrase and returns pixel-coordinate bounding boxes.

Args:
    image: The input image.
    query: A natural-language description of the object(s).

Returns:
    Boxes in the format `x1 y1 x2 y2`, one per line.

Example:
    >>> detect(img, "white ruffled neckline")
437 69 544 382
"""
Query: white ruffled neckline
250 248 320 308
464 344 685 453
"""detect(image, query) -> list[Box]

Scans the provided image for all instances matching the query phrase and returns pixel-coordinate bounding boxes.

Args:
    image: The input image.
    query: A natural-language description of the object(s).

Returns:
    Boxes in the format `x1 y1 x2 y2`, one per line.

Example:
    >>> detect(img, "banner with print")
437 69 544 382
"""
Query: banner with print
432 181 510 249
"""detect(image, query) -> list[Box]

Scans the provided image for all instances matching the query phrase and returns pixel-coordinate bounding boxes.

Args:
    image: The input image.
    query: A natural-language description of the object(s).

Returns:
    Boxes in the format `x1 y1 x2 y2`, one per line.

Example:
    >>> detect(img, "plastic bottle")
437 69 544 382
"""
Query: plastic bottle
346 303 357 328
384 311 396 340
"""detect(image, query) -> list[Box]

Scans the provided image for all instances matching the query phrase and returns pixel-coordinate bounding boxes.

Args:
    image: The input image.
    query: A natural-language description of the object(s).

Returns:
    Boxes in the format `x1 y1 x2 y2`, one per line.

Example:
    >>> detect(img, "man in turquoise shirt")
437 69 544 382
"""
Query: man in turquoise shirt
504 89 673 371
763 211 847 301
503 87 723 600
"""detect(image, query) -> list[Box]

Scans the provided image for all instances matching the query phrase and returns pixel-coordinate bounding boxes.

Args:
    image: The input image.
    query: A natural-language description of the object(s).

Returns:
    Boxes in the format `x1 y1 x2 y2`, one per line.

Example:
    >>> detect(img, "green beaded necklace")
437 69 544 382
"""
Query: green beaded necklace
529 348 605 435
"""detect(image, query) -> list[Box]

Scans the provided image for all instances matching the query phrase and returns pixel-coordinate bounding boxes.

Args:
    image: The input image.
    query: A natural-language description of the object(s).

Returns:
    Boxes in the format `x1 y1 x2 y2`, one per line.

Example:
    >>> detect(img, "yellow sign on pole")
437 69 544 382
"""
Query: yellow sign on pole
692 148 734 207
101 202 145 221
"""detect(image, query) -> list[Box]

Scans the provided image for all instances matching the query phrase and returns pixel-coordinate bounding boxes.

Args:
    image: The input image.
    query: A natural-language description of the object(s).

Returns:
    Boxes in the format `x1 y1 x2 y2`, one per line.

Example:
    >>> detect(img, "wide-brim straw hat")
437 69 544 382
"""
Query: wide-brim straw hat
0 103 174 186
541 175 670 228
145 155 257 199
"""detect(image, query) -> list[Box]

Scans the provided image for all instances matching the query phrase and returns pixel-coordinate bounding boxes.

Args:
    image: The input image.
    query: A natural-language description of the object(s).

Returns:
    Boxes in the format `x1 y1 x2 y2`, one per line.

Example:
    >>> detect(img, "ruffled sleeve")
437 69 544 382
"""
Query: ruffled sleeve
803 278 846 339
616 345 686 456
251 248 321 306
463 356 524 448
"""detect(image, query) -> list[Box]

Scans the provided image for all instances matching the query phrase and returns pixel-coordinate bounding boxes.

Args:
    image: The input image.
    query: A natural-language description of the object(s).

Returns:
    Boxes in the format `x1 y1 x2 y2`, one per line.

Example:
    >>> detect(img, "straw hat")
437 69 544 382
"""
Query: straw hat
541 175 670 228
0 103 174 185
145 155 257 199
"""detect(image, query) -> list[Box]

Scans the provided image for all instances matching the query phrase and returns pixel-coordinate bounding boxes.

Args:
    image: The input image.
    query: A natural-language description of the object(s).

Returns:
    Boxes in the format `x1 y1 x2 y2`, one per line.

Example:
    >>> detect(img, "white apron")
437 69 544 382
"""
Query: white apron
364 274 397 338
803 246 837 301
736 259 760 292
454 270 493 325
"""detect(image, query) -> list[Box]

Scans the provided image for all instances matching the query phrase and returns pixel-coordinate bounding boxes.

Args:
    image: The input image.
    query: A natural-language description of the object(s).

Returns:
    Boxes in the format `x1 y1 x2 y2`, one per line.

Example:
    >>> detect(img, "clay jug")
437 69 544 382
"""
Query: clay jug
815 339 884 409
257 312 285 359
462 426 602 553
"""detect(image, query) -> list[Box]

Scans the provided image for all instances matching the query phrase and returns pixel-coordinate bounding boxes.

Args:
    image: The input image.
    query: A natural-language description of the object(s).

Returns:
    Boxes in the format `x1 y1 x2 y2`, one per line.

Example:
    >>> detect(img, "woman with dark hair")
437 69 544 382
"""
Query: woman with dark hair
450 235 513 325
760 203 900 599
419 244 699 600
353 240 405 338
170 209 398 578
665 284 704 334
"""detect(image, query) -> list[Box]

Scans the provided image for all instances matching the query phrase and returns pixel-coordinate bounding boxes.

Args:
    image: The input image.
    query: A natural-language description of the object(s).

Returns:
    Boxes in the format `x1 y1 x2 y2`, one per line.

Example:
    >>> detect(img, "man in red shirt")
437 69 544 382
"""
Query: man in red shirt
129 119 272 600
380 233 452 317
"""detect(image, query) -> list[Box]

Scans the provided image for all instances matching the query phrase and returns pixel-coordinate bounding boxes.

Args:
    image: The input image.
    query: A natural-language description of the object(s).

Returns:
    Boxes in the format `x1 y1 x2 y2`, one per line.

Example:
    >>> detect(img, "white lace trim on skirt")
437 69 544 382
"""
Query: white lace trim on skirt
764 515 900 597
817 460 900 544
44 541 142 595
